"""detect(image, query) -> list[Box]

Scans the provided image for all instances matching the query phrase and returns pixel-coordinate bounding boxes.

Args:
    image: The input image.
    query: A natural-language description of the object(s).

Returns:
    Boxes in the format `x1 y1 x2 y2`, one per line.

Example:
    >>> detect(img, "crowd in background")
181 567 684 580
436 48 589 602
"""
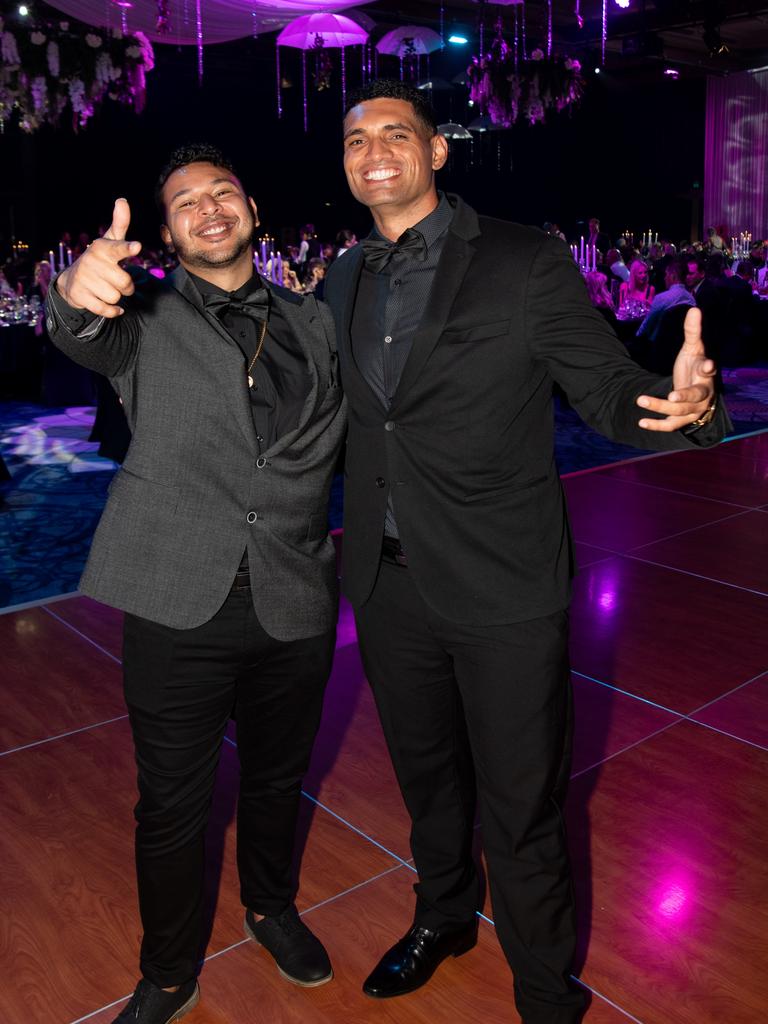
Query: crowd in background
558 219 768 370
2 215 766 374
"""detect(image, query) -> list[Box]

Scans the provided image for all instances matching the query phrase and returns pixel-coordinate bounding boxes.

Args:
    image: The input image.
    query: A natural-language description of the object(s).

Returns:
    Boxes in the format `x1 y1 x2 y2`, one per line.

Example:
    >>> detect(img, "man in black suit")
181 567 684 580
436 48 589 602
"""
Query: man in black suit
324 81 727 1024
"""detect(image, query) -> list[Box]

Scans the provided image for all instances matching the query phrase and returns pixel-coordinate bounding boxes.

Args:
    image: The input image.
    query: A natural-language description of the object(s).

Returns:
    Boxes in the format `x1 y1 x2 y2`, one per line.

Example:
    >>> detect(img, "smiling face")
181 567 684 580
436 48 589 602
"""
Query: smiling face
342 97 448 235
159 161 258 277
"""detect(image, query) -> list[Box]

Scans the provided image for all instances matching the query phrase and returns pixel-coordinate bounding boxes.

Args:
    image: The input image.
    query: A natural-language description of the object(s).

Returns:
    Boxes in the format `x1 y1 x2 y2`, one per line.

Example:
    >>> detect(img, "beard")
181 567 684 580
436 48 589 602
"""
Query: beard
169 213 255 270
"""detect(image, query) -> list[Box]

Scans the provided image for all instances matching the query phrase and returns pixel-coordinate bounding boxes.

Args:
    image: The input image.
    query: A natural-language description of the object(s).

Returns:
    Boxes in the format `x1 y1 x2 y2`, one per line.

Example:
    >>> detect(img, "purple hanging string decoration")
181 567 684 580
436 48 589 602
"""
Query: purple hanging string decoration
547 0 552 57
521 0 527 60
195 0 203 83
440 0 445 48
601 0 607 64
574 0 583 30
302 49 308 132
361 43 366 84
513 4 519 69
275 41 282 118
399 55 404 81
341 44 347 112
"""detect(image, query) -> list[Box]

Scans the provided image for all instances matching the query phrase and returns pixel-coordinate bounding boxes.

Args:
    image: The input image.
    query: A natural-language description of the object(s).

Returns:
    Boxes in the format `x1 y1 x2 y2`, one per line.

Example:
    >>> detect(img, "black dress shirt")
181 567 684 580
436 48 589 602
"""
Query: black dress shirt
188 272 310 453
351 193 454 537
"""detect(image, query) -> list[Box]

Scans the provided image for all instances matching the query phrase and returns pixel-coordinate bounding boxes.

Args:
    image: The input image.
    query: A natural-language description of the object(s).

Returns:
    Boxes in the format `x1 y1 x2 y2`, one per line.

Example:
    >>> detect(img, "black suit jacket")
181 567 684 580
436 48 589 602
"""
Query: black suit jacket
325 196 728 624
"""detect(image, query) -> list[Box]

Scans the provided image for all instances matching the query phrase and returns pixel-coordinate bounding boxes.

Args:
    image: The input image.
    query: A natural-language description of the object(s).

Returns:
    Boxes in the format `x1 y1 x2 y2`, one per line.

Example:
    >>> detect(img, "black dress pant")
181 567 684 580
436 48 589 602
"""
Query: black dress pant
123 585 335 989
354 561 585 1024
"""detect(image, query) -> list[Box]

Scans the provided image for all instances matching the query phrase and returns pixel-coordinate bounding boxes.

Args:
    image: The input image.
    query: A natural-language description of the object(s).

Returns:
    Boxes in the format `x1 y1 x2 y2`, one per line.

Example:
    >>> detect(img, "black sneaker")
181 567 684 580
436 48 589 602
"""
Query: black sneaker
244 905 333 987
111 978 199 1023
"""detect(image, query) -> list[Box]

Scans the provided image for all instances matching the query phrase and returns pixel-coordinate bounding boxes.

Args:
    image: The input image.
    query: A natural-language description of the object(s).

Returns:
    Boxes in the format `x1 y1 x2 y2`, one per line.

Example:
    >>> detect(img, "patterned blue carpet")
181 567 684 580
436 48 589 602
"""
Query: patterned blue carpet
2 366 767 610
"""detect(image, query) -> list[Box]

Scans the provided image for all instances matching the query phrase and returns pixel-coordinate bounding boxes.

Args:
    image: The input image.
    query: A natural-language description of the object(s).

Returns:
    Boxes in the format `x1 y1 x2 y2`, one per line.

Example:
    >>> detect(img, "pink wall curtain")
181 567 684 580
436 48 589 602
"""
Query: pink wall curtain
704 69 768 240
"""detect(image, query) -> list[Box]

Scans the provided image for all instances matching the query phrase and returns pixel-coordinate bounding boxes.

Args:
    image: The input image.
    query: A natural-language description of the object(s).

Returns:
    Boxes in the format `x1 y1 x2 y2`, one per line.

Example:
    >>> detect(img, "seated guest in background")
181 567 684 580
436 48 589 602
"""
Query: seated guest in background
587 216 610 253
605 247 630 285
321 241 336 265
297 223 321 268
585 270 617 326
705 225 726 251
302 257 328 298
717 261 760 365
685 254 707 298
0 267 15 296
335 228 358 257
619 260 655 308
637 256 693 342
28 260 53 302
543 221 566 242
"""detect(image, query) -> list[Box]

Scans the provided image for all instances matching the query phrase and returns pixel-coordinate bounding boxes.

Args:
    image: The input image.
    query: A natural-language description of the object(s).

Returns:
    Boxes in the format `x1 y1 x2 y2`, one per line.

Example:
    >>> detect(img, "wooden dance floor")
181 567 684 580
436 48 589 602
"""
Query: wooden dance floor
2 432 767 1024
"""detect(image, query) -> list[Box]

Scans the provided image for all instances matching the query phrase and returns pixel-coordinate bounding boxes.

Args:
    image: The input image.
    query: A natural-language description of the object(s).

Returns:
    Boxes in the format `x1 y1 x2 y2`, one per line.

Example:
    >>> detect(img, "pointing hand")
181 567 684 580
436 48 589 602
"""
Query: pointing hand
56 199 142 318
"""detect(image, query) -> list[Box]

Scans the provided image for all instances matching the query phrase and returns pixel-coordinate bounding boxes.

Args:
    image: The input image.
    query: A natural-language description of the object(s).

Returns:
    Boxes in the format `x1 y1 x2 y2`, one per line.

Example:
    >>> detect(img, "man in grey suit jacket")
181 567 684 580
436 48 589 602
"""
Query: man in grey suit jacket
324 81 728 1024
46 145 346 1024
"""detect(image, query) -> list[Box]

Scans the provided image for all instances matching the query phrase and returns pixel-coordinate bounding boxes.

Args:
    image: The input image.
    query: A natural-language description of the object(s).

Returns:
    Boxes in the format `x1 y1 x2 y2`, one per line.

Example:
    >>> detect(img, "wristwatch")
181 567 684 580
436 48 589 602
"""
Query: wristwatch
683 398 718 433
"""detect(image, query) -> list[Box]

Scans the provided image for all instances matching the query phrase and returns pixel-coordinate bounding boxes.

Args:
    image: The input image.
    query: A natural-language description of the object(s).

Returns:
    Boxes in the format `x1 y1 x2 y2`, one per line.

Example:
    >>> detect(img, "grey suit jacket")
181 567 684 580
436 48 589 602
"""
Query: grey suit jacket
46 266 346 638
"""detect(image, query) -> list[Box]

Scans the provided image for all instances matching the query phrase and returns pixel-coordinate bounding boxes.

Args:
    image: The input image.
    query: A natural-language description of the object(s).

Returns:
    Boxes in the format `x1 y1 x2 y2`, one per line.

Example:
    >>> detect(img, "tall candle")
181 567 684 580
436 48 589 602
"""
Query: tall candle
654 232 658 244
261 240 267 265
66 247 73 266
49 250 56 274
58 241 65 270
269 252 276 284
276 252 283 285
580 235 584 264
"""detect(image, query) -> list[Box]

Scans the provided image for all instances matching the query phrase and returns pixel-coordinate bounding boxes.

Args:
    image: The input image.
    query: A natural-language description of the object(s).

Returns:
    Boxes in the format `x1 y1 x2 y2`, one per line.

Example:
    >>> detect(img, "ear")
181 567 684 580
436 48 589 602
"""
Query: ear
160 224 174 251
431 132 449 171
249 198 260 228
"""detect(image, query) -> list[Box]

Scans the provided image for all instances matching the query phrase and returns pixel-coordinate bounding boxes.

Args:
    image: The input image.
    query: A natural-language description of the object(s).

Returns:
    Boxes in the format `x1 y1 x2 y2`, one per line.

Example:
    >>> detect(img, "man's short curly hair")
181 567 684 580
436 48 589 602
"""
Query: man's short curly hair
155 143 239 217
344 80 438 137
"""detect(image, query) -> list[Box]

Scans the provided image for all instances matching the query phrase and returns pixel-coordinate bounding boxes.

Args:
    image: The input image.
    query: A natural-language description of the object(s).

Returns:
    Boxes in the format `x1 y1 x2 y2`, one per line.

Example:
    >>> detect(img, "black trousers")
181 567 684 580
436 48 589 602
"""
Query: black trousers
354 561 586 1024
123 586 335 989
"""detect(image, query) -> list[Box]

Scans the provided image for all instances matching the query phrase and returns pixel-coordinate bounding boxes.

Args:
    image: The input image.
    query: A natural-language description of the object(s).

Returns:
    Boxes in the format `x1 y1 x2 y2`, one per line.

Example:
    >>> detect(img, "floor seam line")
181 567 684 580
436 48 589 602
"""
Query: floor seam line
42 605 123 665
0 714 130 758
614 552 768 599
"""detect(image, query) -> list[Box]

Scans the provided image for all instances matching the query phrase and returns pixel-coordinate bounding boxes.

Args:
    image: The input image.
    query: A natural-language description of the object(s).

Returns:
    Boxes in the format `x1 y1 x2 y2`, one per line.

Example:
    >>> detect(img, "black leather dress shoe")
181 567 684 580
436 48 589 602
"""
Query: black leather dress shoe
363 919 478 998
244 906 333 987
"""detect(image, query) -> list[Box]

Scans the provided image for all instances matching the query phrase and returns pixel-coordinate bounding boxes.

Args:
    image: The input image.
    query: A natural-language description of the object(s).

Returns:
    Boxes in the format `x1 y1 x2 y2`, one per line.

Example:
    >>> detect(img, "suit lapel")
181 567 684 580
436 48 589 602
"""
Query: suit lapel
171 267 257 453
331 246 384 414
263 290 324 457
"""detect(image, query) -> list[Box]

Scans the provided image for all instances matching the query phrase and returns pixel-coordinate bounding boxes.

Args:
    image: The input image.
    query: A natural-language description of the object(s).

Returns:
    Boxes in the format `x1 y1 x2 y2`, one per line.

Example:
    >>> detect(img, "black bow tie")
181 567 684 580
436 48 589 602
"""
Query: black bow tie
361 228 428 273
203 284 269 321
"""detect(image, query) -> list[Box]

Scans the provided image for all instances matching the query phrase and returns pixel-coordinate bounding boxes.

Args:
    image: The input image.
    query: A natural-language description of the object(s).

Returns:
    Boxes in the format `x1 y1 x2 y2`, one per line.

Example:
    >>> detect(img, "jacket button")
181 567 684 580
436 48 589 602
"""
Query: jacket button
256 456 268 469
376 477 385 488
384 420 395 431
246 511 258 524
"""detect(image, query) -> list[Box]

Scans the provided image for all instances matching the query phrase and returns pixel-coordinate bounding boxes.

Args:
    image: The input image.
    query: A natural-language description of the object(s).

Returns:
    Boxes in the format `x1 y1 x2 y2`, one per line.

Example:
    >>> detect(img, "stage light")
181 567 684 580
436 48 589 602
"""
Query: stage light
594 67 601 74
448 35 468 45
614 0 630 7
664 68 680 79
18 4 29 14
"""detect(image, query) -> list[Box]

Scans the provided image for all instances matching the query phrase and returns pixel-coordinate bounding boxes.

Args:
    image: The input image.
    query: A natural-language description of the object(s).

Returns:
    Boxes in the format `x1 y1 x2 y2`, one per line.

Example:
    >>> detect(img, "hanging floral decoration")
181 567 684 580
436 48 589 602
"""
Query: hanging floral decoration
467 19 584 127
311 34 334 91
155 0 171 35
0 13 154 133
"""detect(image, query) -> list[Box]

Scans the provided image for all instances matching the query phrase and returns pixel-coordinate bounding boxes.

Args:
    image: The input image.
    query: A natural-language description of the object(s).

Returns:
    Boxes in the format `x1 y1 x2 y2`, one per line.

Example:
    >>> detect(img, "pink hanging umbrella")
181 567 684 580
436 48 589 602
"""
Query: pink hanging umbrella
375 25 442 82
375 26 443 57
277 12 369 129
277 12 369 49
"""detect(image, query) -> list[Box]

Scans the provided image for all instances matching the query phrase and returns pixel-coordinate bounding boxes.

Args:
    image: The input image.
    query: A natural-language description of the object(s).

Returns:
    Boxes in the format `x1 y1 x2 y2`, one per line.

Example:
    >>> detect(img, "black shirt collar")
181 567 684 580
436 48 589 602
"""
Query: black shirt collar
368 191 453 252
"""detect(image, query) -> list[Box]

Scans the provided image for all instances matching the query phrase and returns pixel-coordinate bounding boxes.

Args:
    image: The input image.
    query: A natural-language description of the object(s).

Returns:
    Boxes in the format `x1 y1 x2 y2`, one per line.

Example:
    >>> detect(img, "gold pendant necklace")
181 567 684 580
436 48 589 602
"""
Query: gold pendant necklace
247 321 268 388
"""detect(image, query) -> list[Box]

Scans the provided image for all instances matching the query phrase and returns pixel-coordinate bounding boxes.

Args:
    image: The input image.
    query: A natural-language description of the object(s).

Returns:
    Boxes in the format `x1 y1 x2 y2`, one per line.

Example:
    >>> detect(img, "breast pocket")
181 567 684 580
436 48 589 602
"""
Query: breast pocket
441 319 511 345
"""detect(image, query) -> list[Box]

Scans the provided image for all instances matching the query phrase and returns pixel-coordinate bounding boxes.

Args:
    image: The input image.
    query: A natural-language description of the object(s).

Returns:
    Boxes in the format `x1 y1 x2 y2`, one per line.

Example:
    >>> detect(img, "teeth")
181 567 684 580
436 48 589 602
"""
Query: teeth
200 224 229 237
364 168 399 181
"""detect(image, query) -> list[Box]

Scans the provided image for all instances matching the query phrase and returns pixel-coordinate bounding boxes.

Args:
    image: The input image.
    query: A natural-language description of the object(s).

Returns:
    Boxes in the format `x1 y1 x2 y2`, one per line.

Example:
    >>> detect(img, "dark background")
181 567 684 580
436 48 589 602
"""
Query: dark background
1 32 705 257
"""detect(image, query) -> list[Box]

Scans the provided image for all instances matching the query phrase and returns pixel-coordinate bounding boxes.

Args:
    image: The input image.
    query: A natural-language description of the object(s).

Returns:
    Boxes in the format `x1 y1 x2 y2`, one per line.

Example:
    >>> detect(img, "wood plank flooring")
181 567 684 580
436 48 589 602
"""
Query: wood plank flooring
1 431 767 1024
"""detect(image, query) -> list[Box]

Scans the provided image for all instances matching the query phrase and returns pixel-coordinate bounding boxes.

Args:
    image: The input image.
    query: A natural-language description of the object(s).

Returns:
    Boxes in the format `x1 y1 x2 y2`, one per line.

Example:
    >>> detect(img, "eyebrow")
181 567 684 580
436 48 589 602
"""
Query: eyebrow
343 121 416 140
168 177 237 205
